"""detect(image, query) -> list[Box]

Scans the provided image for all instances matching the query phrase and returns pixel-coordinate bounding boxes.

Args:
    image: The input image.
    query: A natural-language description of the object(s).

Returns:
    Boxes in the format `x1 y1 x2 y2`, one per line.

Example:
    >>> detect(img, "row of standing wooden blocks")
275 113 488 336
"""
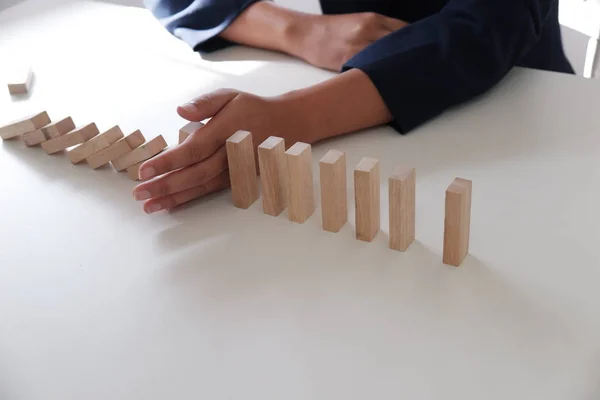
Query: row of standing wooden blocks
224 131 472 267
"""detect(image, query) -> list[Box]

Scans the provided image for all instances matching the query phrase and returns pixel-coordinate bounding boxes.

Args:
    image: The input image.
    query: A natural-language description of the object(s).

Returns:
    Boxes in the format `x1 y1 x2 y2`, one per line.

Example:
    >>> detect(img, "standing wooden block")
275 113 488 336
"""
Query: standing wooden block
389 167 416 251
67 126 124 164
7 66 33 95
0 111 50 140
354 157 380 242
258 136 288 216
41 123 99 154
126 148 166 181
179 121 204 144
42 117 76 139
111 135 167 171
285 142 314 223
225 131 259 209
86 130 145 169
319 149 347 232
443 178 472 267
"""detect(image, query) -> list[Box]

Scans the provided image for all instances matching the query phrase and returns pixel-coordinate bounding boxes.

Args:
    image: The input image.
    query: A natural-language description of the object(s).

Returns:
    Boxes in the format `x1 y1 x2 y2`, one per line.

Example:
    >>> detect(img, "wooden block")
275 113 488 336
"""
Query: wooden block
111 135 167 171
0 111 50 140
225 131 259 209
41 123 100 154
258 136 288 216
319 149 347 232
179 121 204 144
443 178 472 267
22 128 47 147
126 148 166 181
354 157 380 242
67 126 124 164
41 117 75 139
86 130 146 169
285 142 314 223
389 167 416 251
7 66 33 95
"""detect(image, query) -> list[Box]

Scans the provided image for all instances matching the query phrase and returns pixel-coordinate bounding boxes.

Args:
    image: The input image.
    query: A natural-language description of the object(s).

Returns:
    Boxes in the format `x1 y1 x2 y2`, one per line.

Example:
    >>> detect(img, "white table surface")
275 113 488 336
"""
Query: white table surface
1 2 600 399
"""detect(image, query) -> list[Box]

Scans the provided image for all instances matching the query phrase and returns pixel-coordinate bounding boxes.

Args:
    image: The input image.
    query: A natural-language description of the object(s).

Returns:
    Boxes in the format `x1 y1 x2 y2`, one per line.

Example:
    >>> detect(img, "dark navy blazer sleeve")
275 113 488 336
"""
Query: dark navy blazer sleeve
343 0 555 134
143 0 265 52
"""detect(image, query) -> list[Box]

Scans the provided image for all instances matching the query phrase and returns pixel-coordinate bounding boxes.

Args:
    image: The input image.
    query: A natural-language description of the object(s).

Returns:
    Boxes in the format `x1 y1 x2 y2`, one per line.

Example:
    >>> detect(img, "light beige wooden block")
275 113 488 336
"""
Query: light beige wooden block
286 142 314 223
319 149 347 232
443 178 472 267
7 66 33 95
258 136 288 216
22 128 47 147
67 126 124 164
179 121 204 144
389 167 416 251
42 117 75 139
126 148 166 181
86 130 145 169
111 135 167 171
354 157 380 242
0 111 50 140
41 123 99 154
225 131 259 209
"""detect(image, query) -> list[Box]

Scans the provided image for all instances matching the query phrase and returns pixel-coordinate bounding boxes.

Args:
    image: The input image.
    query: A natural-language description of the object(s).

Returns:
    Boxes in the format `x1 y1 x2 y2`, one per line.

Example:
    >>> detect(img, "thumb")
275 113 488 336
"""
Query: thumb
177 88 240 122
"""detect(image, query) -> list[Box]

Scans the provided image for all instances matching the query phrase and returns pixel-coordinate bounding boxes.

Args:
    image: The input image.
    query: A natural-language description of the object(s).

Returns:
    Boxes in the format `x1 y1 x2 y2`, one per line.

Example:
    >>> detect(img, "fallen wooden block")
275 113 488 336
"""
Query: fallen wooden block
258 136 288 216
389 167 416 251
126 148 166 181
443 178 472 267
225 131 259 209
86 130 145 169
179 121 204 144
7 66 33 95
22 127 48 147
0 111 50 140
319 149 347 233
42 117 76 139
354 157 380 242
41 123 100 154
67 125 124 164
286 142 314 223
111 135 167 172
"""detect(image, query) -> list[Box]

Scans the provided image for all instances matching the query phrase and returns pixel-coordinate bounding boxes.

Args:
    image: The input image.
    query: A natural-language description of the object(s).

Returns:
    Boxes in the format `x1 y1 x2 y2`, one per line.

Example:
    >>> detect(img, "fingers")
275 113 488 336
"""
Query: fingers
177 88 240 122
142 170 231 214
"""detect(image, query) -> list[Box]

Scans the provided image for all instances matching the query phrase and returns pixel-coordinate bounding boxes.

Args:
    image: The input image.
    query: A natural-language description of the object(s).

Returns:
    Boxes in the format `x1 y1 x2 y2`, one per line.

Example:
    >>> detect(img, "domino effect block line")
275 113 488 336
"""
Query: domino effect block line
225 131 259 209
258 136 288 216
354 157 380 242
389 167 416 252
41 123 100 154
86 130 146 169
319 149 347 233
67 125 124 164
286 142 314 223
7 66 33 95
111 135 167 171
179 121 205 144
23 116 78 147
0 111 51 140
443 178 472 267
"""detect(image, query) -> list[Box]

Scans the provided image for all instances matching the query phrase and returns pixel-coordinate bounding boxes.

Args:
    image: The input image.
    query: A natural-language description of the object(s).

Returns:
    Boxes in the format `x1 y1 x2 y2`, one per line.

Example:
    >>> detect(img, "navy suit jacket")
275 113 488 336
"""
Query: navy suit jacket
144 0 574 133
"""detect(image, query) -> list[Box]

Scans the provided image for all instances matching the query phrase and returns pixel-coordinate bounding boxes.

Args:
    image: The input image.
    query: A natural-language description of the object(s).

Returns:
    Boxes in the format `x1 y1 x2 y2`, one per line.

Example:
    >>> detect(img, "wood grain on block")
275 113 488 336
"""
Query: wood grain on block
225 131 259 209
258 136 288 216
443 178 472 267
42 117 75 139
389 167 416 251
7 66 33 95
0 111 50 140
179 121 204 144
354 157 380 242
67 125 124 164
41 123 100 154
126 149 166 181
319 149 347 232
86 130 145 169
285 142 314 223
111 135 167 171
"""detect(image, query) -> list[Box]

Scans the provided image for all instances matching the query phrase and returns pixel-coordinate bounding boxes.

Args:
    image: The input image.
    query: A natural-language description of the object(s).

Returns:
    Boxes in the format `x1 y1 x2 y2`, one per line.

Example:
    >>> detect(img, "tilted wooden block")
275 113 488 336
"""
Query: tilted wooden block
67 125 124 164
286 142 314 223
319 149 347 233
389 167 416 251
7 66 33 95
111 135 167 171
86 130 145 169
179 121 204 144
225 131 259 209
443 178 472 267
354 157 380 242
258 136 288 216
22 127 48 147
126 148 166 181
42 117 76 139
41 123 100 154
0 111 50 140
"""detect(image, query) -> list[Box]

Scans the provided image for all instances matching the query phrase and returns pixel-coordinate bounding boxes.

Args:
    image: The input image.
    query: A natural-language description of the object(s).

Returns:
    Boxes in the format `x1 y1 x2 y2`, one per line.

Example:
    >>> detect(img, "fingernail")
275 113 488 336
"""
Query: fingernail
180 102 198 113
134 190 151 201
146 204 163 214
140 167 156 180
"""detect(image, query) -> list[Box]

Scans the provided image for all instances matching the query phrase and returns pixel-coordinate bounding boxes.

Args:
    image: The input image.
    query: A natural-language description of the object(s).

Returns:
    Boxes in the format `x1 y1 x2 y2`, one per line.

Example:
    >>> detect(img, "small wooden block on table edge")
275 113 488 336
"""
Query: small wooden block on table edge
67 126 124 164
389 167 416 251
354 157 380 242
258 136 288 216
111 135 167 171
319 149 347 233
443 178 472 267
286 142 315 223
179 121 205 144
41 123 100 154
7 66 33 95
86 130 146 169
0 111 50 140
225 131 259 209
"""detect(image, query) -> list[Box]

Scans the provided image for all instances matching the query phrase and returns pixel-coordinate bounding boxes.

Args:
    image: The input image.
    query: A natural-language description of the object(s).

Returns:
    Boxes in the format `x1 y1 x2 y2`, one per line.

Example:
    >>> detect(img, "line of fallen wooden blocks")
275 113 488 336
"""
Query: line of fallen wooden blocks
223 130 473 267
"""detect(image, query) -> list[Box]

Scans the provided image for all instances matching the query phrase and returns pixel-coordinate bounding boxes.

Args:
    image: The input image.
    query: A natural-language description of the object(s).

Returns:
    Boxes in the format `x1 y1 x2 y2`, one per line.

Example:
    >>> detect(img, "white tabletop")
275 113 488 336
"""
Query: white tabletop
1 2 600 399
